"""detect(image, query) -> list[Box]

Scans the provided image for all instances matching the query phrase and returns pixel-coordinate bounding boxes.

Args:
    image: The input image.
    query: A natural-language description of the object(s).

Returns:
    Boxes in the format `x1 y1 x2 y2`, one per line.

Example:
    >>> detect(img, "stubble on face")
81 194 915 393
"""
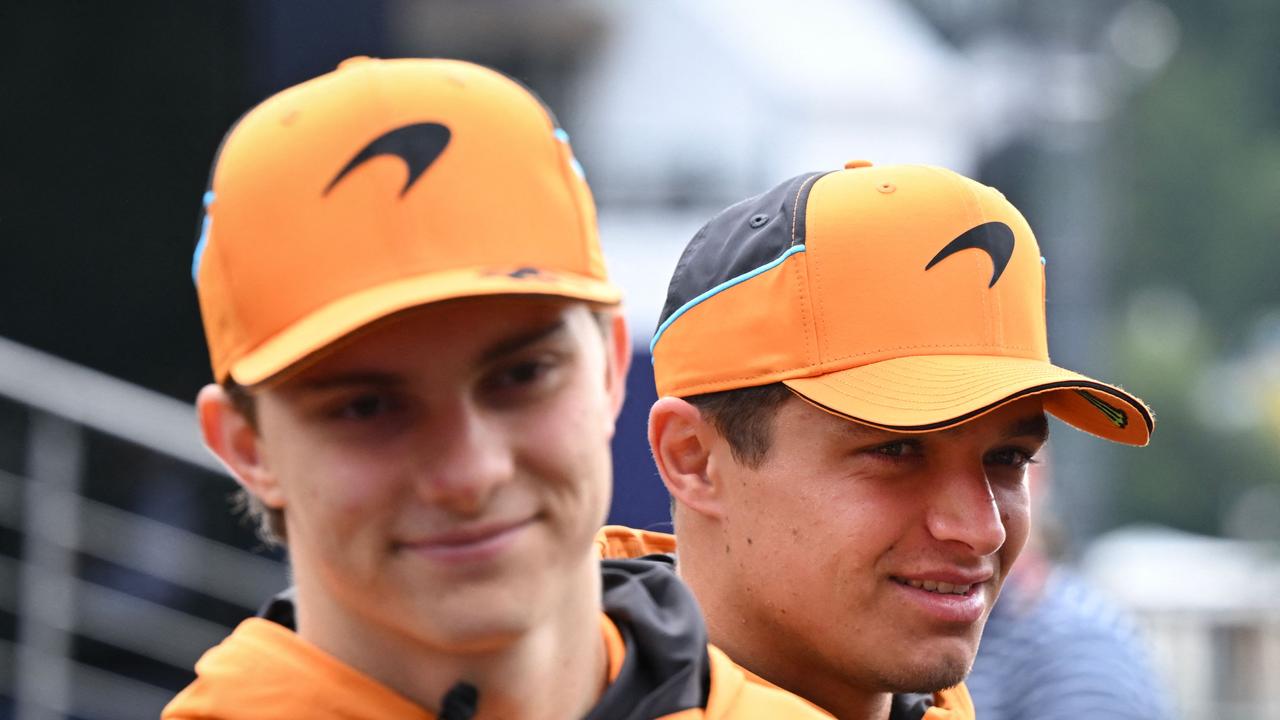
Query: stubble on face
692 395 1041 710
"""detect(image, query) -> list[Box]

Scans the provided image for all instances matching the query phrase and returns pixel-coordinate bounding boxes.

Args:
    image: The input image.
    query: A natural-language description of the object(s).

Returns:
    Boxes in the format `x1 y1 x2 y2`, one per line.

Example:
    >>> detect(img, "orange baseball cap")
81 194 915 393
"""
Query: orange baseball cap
193 57 621 385
651 161 1153 445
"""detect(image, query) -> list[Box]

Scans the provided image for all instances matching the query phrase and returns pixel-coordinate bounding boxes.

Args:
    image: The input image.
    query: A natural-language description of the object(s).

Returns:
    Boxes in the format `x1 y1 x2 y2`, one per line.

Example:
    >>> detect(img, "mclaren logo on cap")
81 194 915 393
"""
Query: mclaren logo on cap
325 122 452 197
1077 390 1129 428
924 221 1015 288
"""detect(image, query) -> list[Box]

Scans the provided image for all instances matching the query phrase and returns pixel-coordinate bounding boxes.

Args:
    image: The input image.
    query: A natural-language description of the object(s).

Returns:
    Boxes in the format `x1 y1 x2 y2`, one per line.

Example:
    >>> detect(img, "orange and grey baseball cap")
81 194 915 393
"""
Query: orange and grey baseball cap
651 161 1153 445
192 57 620 385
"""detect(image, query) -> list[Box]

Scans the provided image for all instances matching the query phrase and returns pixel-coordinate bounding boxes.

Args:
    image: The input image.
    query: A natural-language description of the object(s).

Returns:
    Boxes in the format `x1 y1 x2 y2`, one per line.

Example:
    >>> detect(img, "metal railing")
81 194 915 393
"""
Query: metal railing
5 334 1280 720
0 335 287 720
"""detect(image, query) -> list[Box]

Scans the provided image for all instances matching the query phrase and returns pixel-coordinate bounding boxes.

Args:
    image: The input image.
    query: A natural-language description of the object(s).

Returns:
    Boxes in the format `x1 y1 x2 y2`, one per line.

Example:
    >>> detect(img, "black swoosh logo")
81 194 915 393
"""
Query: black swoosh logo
924 221 1015 288
324 122 452 197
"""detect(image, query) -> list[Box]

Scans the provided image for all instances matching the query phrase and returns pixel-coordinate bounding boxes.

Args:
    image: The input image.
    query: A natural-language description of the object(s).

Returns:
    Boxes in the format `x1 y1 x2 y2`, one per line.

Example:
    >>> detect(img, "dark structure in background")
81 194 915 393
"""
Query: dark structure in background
2 2 383 401
0 3 664 714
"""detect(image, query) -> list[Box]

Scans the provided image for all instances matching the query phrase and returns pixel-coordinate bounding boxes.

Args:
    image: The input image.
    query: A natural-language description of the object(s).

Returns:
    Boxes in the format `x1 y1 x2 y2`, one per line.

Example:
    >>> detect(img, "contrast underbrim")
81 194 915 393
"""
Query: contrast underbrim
783 355 1153 446
227 266 622 386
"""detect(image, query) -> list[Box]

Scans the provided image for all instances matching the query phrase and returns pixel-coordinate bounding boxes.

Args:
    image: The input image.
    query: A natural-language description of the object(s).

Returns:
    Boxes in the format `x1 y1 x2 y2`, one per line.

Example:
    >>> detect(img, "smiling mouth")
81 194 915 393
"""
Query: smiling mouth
397 517 537 559
891 577 976 596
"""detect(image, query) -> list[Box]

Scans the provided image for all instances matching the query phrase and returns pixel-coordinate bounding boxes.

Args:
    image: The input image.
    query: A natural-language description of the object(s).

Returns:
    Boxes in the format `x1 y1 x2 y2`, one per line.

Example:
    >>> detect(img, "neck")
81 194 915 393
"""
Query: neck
293 558 607 720
679 536 892 720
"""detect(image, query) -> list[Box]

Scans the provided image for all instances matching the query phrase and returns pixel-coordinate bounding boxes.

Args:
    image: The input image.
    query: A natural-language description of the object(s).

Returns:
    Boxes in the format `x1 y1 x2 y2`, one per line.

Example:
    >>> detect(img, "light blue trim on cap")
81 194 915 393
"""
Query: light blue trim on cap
191 190 215 284
553 128 586 178
649 244 807 356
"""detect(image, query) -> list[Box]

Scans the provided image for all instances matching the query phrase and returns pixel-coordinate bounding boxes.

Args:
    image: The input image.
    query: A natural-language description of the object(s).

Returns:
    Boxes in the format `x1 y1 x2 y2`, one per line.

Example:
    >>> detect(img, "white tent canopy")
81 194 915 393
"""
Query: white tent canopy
570 0 1017 343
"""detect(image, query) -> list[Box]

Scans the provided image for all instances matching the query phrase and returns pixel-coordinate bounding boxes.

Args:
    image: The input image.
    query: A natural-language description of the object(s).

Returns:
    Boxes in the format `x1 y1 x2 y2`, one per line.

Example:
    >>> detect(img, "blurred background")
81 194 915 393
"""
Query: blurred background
1 1 1277 718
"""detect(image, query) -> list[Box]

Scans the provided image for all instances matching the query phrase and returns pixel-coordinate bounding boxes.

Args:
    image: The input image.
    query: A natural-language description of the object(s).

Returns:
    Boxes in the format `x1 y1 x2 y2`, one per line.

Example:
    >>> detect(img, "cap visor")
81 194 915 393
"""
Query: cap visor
228 266 622 386
783 355 1152 446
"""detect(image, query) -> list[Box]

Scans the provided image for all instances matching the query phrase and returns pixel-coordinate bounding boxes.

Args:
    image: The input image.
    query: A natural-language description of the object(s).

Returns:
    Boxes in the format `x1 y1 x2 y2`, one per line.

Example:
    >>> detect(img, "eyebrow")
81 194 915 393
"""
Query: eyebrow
1002 413 1050 443
476 318 568 365
293 371 403 393
291 318 570 393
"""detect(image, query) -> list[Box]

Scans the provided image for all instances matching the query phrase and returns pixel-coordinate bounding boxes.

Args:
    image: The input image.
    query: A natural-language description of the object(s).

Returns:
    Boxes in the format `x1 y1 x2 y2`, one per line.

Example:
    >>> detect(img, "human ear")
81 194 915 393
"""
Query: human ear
195 384 285 511
602 311 632 425
648 397 724 519
596 310 632 430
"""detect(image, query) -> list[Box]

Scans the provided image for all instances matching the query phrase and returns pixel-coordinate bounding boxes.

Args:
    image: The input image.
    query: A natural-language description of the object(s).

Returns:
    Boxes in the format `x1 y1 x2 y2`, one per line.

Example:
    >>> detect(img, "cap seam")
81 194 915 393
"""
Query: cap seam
806 179 827 366
649 244 807 354
790 173 821 245
794 245 816 367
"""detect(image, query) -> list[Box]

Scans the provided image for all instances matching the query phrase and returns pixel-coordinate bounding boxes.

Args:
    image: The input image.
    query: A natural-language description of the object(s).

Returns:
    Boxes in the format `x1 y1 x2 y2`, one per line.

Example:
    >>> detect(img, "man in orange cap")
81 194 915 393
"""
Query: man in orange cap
164 57 826 720
600 162 1154 719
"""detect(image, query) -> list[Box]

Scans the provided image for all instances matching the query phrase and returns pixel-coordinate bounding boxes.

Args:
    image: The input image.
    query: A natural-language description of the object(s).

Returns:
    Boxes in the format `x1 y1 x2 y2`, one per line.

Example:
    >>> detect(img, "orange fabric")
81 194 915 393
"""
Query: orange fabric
596 524 678 559
701 645 837 719
600 613 626 684
927 685 976 719
650 162 1152 446
161 618 433 719
196 57 620 385
164 611 826 719
595 526 977 720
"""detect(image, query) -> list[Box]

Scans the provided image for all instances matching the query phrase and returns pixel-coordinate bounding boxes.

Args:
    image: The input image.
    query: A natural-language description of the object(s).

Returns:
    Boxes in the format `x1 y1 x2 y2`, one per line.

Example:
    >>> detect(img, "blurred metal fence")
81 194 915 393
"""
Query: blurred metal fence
1141 610 1280 720
5 335 1280 720
1084 527 1280 720
0 336 287 720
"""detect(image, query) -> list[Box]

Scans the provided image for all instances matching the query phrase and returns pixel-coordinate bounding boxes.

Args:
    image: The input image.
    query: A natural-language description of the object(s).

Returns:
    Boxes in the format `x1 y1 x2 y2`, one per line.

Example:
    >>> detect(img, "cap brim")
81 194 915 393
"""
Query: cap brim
783 355 1153 446
228 265 622 386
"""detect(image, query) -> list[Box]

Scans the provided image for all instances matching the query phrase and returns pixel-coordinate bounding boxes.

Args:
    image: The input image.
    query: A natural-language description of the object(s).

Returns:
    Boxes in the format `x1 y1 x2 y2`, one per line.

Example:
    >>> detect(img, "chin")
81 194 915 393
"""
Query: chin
411 611 531 654
875 647 975 695
884 664 970 696
397 588 536 652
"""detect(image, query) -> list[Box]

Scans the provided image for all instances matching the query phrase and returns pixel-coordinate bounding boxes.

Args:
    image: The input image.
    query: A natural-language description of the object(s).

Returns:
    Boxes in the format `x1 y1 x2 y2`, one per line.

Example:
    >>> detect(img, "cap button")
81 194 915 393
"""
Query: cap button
844 159 874 170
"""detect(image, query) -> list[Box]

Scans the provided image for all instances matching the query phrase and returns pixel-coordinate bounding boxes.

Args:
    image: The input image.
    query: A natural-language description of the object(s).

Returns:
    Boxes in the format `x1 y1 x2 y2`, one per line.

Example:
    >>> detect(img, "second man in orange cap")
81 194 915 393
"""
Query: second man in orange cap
602 162 1154 719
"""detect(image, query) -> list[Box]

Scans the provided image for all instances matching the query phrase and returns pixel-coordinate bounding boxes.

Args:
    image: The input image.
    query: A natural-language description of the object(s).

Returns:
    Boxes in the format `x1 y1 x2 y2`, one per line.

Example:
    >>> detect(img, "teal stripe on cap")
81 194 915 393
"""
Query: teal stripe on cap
650 244 806 357
191 191 215 284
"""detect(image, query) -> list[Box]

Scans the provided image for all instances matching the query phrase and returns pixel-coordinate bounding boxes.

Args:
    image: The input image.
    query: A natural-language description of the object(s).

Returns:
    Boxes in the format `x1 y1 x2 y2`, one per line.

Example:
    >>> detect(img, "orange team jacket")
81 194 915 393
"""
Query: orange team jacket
595 526 978 720
163 557 830 720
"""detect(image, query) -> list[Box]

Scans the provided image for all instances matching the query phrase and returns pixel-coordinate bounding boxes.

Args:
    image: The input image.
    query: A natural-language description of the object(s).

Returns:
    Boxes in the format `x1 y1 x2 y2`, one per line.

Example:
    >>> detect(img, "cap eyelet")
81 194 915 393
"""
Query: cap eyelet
877 182 896 194
748 213 770 228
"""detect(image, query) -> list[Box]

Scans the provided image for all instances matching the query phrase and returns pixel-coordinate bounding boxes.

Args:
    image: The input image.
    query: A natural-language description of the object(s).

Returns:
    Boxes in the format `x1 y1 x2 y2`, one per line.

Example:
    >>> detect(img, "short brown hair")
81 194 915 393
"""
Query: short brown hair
685 382 793 468
222 381 287 546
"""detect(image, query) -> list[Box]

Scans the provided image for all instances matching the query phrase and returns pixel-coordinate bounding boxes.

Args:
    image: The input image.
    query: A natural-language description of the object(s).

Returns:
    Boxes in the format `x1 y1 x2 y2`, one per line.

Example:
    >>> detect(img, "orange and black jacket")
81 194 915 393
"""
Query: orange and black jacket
163 557 829 719
596 526 978 720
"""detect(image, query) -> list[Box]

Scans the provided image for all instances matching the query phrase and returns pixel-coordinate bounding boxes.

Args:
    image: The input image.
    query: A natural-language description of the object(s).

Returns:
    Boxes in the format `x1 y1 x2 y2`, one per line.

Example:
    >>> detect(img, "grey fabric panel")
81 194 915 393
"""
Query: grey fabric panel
656 171 829 329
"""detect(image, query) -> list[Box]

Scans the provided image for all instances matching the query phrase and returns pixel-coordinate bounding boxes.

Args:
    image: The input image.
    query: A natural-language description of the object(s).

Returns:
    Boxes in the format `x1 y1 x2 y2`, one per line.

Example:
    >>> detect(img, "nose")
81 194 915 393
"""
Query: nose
414 403 515 515
924 464 1007 557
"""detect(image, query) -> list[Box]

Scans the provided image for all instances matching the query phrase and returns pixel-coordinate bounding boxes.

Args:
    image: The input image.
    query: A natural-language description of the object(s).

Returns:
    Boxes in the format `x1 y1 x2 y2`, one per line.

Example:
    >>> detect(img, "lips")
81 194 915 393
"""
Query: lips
397 517 536 565
897 578 973 595
889 570 994 624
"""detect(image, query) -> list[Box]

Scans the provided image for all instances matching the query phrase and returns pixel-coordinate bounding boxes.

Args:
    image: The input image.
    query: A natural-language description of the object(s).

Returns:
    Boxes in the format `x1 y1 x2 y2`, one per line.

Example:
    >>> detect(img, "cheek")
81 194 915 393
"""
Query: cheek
518 381 615 513
996 487 1032 563
273 438 404 534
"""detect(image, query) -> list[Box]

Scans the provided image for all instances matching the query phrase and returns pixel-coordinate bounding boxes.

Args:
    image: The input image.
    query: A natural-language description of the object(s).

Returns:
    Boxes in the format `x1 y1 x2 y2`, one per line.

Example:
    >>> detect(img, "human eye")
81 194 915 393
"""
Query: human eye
985 446 1039 471
482 353 565 404
868 439 922 459
328 391 402 423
